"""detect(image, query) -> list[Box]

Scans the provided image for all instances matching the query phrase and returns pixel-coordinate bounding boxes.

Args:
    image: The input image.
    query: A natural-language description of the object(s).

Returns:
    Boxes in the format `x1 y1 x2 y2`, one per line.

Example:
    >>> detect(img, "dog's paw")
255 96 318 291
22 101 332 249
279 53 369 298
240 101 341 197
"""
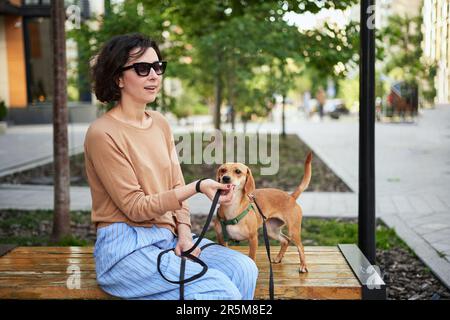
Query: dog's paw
271 258 282 264
299 265 308 273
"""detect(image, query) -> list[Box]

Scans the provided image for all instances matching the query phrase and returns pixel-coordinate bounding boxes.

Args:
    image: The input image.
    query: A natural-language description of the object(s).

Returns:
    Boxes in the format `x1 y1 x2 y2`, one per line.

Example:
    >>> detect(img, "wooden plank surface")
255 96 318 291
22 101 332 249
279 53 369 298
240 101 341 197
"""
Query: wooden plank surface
0 246 361 300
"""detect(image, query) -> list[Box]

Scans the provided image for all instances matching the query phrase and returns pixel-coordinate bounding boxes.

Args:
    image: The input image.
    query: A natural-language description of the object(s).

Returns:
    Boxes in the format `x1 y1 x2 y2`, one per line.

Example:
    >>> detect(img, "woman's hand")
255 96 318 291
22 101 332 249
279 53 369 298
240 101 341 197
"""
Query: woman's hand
175 224 201 258
175 237 201 258
198 179 235 205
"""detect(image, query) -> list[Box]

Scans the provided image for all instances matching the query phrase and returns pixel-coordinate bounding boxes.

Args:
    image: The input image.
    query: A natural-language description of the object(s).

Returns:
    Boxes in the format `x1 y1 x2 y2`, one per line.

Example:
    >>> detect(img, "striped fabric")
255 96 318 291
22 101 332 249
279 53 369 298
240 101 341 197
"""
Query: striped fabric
94 223 258 300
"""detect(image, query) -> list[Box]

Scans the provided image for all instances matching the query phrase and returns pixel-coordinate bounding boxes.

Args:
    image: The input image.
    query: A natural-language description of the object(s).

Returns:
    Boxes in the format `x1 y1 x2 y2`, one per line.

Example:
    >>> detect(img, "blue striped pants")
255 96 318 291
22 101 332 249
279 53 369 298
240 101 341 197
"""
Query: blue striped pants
94 223 258 300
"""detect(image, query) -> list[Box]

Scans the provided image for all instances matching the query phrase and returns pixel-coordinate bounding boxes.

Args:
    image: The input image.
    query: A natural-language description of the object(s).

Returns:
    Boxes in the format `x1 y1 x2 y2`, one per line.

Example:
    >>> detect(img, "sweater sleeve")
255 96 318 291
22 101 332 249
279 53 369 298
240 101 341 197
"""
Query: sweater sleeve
167 127 192 228
85 128 182 223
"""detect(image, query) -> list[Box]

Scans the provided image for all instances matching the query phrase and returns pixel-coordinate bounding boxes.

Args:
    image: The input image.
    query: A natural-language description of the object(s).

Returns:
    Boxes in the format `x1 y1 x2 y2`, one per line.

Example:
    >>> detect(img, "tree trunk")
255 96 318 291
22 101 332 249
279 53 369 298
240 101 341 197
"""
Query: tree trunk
214 72 223 131
104 0 112 17
225 68 236 131
281 94 286 137
231 106 235 130
227 90 236 131
51 0 71 243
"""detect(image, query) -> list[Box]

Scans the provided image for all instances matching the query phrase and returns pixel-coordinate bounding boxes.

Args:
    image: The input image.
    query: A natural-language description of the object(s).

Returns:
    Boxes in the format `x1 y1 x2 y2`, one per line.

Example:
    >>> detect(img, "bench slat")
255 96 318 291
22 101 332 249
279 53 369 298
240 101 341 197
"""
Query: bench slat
0 246 362 300
0 257 349 265
0 263 353 273
0 270 357 279
0 276 360 287
3 251 346 259
9 246 341 253
256 286 361 300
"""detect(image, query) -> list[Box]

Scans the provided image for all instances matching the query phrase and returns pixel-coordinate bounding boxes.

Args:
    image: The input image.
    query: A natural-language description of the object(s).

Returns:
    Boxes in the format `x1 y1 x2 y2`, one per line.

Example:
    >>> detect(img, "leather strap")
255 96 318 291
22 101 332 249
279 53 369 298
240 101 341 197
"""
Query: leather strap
219 203 254 243
249 194 275 300
179 257 186 300
220 203 255 226
195 178 208 193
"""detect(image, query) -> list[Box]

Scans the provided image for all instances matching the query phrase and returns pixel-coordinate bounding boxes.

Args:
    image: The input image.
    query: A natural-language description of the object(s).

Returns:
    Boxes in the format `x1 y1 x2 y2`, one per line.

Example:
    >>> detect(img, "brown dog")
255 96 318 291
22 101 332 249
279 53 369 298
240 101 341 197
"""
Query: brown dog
213 151 312 273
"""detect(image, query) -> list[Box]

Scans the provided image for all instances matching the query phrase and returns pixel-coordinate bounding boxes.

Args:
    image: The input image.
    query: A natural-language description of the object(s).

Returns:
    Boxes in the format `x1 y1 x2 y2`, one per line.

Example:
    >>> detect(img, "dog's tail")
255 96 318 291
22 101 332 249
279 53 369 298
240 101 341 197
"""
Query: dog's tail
290 151 313 200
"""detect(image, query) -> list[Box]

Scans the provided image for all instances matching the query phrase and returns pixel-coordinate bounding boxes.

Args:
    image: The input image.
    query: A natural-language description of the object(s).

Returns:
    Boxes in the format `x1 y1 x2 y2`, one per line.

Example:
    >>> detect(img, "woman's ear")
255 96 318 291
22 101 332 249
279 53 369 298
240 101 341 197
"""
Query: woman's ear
115 75 124 89
244 167 255 195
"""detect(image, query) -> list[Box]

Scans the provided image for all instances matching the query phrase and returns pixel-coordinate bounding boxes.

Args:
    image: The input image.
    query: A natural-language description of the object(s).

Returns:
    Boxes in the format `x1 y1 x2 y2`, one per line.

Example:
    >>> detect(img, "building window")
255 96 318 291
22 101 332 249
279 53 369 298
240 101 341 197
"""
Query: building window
23 0 51 6
24 17 53 104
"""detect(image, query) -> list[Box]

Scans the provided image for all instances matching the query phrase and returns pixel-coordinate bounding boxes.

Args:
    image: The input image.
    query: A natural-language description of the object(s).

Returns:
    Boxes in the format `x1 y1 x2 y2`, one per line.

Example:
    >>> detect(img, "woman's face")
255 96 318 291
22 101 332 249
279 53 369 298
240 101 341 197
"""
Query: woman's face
118 47 162 105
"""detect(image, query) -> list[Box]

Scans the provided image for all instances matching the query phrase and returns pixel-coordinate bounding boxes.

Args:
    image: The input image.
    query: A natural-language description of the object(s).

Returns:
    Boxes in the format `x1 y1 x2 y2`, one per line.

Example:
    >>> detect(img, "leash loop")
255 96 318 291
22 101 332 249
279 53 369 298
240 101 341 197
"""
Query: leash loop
157 190 221 299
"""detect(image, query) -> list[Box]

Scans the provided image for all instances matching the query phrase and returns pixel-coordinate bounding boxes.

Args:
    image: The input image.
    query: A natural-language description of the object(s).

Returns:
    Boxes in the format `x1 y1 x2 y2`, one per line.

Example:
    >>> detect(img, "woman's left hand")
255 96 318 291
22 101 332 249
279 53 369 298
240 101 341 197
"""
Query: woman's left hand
175 224 201 257
175 236 201 258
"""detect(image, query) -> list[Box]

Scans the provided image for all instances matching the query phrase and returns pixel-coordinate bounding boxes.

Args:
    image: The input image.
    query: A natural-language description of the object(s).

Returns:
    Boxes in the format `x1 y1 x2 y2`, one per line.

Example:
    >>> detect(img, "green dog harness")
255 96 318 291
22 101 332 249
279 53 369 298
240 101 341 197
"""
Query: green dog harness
219 203 256 242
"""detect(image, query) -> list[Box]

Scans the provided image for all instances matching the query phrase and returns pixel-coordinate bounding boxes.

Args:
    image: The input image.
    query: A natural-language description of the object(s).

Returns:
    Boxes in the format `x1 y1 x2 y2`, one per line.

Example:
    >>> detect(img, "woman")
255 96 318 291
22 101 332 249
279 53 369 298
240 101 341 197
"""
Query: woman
84 33 258 300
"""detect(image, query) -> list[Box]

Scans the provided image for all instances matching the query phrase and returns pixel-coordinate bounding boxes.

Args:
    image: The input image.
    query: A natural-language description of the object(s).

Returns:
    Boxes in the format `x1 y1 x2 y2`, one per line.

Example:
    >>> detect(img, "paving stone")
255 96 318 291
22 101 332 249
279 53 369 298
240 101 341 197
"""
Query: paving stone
431 241 450 253
408 212 450 228
422 194 449 212
391 195 416 213
415 223 450 236
378 196 398 215
409 195 435 215
422 229 450 244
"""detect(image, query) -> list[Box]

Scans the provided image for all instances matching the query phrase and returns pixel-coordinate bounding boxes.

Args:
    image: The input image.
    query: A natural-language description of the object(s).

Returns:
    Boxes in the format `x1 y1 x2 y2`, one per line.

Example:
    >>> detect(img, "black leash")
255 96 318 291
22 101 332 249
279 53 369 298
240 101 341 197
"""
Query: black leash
249 194 275 300
157 189 275 300
157 190 221 300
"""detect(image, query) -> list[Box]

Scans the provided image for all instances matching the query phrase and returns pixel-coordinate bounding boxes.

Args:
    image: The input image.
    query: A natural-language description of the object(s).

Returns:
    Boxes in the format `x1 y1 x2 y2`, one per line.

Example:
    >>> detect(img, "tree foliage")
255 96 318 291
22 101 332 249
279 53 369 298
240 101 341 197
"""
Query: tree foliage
70 0 360 123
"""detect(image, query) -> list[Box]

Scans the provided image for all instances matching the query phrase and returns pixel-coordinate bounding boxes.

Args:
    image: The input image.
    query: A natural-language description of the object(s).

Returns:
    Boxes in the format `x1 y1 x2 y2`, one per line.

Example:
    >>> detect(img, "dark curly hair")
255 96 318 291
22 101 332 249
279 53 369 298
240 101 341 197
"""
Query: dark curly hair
91 33 163 104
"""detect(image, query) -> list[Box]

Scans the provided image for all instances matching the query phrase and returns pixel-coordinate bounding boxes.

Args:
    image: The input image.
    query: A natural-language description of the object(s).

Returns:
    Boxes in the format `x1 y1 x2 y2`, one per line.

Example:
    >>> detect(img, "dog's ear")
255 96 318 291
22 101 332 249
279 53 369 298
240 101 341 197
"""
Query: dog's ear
216 165 222 182
244 167 255 195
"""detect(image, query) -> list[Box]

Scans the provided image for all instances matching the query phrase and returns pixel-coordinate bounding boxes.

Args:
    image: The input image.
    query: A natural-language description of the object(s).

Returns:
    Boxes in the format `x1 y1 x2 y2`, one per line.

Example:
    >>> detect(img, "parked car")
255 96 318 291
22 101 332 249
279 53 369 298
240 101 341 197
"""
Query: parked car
386 81 418 118
323 99 349 119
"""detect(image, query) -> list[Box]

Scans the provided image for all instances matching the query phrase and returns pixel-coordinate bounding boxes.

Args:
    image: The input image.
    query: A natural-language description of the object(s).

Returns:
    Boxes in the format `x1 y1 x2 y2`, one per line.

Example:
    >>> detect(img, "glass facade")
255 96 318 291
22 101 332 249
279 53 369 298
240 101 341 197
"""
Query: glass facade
23 0 51 5
24 16 53 104
423 0 450 104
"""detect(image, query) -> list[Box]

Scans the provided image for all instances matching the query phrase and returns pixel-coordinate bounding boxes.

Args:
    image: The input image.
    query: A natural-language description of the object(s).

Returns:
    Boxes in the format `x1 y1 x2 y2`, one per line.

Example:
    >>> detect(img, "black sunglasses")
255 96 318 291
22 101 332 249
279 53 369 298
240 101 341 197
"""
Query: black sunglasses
120 61 167 76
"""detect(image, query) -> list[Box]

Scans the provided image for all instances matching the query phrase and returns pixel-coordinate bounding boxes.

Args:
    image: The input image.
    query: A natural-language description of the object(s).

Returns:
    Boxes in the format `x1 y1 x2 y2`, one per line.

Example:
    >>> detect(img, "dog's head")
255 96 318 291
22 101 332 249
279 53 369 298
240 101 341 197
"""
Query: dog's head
216 163 255 195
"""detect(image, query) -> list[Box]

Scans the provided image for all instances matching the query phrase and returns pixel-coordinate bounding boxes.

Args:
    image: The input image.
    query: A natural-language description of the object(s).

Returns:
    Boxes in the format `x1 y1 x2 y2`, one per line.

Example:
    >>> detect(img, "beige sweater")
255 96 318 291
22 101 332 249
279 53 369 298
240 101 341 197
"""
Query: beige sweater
84 109 191 235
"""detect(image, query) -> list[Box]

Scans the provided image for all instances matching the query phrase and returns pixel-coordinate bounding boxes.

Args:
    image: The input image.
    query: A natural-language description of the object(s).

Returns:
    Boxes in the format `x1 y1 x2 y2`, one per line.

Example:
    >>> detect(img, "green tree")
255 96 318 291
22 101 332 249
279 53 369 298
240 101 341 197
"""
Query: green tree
167 0 359 130
69 0 186 112
71 0 360 128
380 13 437 106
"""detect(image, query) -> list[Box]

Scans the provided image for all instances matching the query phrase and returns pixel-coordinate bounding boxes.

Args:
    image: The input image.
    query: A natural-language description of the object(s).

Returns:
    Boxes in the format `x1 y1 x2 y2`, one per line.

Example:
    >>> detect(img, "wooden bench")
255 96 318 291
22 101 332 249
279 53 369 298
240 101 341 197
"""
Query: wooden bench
0 244 385 300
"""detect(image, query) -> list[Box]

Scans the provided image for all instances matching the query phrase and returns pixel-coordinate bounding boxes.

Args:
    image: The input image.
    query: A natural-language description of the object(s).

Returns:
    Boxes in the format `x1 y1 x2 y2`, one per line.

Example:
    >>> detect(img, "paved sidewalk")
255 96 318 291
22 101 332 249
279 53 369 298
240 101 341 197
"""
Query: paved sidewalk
0 104 449 288
0 184 357 218
287 105 450 288
0 123 89 177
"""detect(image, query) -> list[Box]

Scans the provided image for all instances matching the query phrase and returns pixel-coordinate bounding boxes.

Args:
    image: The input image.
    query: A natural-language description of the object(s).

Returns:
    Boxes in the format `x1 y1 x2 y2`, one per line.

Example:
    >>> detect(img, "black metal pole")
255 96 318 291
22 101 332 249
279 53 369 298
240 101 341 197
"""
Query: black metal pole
359 0 376 264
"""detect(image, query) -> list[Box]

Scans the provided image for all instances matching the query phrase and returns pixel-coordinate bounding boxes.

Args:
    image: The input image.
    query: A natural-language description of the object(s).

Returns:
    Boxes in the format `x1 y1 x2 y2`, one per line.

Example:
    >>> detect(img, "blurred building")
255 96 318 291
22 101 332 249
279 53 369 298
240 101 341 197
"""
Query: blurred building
0 0 98 124
422 0 450 104
0 0 51 110
376 0 422 29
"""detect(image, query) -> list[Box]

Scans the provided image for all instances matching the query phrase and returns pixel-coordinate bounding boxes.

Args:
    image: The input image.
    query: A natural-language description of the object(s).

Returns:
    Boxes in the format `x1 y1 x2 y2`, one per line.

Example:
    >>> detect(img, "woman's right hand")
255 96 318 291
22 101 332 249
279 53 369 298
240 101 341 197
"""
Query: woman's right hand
198 179 235 205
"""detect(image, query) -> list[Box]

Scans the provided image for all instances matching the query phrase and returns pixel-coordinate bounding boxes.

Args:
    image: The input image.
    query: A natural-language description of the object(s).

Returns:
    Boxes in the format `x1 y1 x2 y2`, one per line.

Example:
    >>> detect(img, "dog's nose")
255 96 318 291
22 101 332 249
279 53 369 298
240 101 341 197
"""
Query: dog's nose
222 176 231 183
